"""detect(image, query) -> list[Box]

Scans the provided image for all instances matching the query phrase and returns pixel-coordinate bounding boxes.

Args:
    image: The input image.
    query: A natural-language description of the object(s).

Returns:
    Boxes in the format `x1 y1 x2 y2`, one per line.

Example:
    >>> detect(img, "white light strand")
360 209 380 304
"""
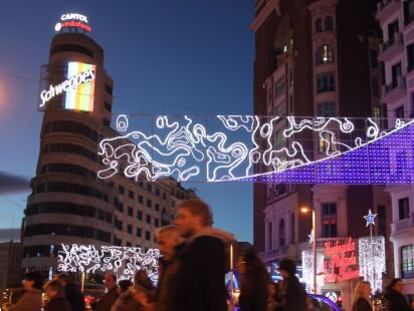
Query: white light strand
358 236 386 294
57 244 160 283
97 115 413 182
302 250 325 294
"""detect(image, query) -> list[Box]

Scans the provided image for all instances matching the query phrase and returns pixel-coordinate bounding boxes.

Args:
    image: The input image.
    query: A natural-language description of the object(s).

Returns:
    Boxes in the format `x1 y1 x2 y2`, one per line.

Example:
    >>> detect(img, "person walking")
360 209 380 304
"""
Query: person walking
277 258 307 311
266 282 283 311
384 278 411 311
95 273 119 311
55 273 85 311
172 199 234 311
9 271 43 311
351 281 373 311
43 279 73 311
237 252 268 311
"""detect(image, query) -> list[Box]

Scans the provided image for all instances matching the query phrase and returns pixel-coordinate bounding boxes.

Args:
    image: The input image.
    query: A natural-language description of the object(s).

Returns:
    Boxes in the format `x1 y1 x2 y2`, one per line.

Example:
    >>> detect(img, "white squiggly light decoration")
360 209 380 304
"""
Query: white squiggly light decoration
358 236 385 294
97 115 414 182
57 244 160 283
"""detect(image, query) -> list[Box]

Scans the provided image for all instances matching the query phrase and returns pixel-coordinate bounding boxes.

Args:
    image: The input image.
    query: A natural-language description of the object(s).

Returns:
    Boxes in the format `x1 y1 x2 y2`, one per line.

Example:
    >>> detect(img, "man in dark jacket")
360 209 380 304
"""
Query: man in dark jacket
278 258 307 311
172 199 234 311
55 273 85 311
44 279 72 311
95 273 119 311
384 278 411 311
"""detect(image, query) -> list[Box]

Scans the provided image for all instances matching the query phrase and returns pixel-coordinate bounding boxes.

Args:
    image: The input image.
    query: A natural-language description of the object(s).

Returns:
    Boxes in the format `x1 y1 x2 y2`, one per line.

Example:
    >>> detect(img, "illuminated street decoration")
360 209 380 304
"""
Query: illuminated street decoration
39 62 96 111
363 209 377 227
302 250 324 293
57 244 159 283
98 115 414 184
323 238 359 282
55 13 91 32
358 236 386 294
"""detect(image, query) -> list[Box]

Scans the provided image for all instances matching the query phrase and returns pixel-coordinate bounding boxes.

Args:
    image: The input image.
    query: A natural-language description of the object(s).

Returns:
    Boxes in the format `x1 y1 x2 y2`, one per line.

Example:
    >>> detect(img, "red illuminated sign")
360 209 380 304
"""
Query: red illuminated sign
323 238 359 282
55 13 92 33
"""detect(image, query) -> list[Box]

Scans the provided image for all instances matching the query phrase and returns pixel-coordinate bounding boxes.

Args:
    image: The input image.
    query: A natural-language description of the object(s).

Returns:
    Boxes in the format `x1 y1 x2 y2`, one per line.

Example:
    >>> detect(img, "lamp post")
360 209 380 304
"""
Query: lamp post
300 206 317 294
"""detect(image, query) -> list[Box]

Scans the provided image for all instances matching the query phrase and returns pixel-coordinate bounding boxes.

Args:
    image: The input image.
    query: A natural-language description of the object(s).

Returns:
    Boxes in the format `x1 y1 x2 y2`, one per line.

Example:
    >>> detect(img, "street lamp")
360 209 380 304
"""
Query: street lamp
300 205 317 294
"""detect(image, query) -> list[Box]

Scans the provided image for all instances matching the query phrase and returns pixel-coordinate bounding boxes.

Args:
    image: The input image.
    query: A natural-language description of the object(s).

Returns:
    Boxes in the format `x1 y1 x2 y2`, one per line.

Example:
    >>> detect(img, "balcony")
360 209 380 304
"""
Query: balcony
392 213 414 234
382 75 406 104
376 0 401 23
379 32 404 62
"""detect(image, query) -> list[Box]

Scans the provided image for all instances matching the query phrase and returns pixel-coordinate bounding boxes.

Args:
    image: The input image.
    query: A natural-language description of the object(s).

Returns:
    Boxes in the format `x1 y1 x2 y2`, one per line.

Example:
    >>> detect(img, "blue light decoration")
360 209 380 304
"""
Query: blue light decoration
98 115 414 184
363 209 377 227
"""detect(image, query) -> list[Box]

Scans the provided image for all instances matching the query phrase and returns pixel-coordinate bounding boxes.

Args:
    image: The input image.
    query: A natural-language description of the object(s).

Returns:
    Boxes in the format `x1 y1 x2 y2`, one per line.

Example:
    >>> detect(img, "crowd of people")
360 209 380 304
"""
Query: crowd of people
7 199 414 311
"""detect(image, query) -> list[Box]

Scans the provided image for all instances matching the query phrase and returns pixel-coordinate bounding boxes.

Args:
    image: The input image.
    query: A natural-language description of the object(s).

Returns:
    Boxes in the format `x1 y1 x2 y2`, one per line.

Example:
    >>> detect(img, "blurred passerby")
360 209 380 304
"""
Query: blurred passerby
307 297 321 311
117 280 132 295
351 281 373 311
384 278 411 311
44 279 72 311
9 271 43 311
55 273 85 311
237 252 268 311
266 282 283 311
277 258 307 311
172 199 233 311
95 273 119 311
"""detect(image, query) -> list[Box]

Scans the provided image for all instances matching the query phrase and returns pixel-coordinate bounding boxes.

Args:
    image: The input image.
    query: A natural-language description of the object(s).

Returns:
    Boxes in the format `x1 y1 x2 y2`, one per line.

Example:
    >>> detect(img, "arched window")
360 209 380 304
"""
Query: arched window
315 18 323 33
279 218 285 247
316 45 334 65
325 16 334 31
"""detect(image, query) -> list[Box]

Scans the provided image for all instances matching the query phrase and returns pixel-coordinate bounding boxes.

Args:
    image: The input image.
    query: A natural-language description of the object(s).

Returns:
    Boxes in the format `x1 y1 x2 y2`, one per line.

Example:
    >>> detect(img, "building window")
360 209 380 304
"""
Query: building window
401 245 414 278
137 211 142 221
104 101 112 112
377 205 386 236
325 16 333 31
274 78 286 99
291 212 295 243
317 73 335 93
399 197 410 220
138 195 143 204
370 49 378 68
404 0 414 25
155 188 160 196
317 102 335 117
395 106 405 118
371 77 379 98
145 231 151 241
155 203 160 211
147 184 152 192
127 224 132 234
388 20 400 42
322 203 337 238
146 215 151 224
315 18 323 33
128 207 133 217
279 218 285 247
136 228 142 237
105 84 113 95
316 45 334 65
154 218 159 227
129 190 134 199
147 199 152 208
407 44 414 72
118 186 124 194
391 62 402 86
268 222 272 250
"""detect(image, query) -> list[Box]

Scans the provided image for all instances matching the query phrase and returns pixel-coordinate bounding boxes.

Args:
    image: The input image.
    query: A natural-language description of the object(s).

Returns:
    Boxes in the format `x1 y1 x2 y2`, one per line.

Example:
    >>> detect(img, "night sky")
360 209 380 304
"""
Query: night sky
0 1 254 241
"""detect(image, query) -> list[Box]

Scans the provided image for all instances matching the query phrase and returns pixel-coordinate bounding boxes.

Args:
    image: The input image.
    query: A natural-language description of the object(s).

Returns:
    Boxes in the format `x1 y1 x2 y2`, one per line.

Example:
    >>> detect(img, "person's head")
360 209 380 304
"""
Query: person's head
155 225 184 260
22 271 43 290
277 258 296 279
54 273 70 287
268 282 280 299
353 281 372 303
44 279 64 299
237 252 268 284
118 280 132 294
388 278 403 293
134 270 153 290
175 199 213 237
104 273 117 290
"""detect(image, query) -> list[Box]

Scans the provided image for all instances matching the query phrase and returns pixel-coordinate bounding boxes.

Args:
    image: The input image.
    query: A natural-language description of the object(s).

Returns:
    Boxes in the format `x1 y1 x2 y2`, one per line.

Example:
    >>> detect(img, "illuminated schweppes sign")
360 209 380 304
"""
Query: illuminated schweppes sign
39 62 96 112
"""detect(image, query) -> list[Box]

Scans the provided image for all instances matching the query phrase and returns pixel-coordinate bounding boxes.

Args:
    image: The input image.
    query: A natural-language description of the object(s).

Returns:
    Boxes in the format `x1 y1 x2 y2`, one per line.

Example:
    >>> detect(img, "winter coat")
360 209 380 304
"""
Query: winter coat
352 298 372 311
96 287 119 311
64 281 85 311
384 289 411 311
281 276 307 311
239 274 267 311
44 294 73 311
171 227 234 311
9 289 42 311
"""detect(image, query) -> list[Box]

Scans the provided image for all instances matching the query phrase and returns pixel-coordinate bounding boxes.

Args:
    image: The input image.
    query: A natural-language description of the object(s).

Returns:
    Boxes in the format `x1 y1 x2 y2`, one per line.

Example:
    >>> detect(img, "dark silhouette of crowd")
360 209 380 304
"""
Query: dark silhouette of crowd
9 200 414 311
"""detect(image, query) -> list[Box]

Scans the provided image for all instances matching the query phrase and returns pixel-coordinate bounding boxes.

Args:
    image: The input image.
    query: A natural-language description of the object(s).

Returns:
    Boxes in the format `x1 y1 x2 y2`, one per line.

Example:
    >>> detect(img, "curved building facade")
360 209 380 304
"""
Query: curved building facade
22 31 196 276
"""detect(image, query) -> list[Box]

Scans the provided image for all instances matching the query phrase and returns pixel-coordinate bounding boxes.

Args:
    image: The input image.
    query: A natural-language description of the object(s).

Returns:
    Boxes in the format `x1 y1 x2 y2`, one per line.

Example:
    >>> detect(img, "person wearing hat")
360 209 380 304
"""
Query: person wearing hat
10 271 43 311
277 258 307 311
